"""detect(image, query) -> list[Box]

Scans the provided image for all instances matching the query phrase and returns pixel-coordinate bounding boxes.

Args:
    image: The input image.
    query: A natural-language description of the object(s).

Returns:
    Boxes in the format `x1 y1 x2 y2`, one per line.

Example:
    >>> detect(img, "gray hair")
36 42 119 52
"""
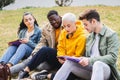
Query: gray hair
62 13 76 22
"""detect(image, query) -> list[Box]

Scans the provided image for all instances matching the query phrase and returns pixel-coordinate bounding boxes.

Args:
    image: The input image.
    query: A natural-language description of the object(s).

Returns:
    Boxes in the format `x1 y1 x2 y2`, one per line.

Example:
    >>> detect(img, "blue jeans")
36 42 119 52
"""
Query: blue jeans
0 44 33 65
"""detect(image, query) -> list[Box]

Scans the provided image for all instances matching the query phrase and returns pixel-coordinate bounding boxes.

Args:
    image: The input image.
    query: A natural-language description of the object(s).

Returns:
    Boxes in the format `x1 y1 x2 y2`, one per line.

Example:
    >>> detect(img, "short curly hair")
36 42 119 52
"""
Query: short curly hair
47 10 58 18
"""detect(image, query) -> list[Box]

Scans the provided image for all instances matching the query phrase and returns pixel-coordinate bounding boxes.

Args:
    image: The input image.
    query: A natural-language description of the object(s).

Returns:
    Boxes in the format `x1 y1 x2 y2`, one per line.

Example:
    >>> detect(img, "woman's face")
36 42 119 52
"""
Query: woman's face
63 20 76 34
23 14 35 28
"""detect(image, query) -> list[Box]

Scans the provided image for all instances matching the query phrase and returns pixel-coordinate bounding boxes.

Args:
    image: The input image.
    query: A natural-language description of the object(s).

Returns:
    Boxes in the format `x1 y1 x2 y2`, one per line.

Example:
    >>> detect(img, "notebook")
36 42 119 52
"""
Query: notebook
57 56 80 63
8 39 21 47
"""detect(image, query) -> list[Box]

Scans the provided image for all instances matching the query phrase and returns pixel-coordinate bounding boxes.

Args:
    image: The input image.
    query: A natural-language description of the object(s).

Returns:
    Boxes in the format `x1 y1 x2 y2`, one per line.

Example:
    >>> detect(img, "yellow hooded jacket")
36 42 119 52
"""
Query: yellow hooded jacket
57 20 87 57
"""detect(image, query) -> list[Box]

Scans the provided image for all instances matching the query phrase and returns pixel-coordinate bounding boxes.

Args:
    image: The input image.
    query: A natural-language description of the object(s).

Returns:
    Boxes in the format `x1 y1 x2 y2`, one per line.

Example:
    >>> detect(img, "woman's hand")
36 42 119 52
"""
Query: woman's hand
20 38 29 43
57 57 66 64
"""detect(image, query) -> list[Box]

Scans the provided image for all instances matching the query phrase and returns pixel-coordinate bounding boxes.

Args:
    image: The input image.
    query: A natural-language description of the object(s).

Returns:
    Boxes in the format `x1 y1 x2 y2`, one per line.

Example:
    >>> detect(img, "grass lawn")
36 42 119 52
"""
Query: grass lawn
0 6 120 71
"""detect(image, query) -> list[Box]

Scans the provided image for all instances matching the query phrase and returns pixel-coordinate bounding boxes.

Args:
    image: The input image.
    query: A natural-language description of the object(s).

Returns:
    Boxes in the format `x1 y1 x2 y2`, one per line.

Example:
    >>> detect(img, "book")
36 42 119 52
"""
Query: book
57 56 80 63
8 39 21 47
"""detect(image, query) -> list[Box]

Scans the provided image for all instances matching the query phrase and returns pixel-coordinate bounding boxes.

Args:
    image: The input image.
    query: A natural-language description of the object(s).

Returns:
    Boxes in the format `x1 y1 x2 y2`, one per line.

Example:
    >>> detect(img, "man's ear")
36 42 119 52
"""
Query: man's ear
91 19 97 24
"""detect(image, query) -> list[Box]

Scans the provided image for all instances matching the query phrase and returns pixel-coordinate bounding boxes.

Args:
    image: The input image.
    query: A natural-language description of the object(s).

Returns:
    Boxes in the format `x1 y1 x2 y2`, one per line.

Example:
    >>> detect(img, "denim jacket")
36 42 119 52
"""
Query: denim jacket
18 25 41 49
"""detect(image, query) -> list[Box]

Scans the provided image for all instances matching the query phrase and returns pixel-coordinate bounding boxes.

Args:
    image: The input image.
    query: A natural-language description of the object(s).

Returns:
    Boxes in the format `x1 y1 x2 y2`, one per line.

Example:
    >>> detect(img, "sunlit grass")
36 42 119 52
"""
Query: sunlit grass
0 6 120 70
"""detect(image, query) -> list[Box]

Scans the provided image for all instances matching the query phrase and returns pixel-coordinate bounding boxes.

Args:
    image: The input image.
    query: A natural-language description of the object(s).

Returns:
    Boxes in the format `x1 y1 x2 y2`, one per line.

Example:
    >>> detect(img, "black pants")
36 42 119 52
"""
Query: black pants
27 47 61 71
27 47 78 80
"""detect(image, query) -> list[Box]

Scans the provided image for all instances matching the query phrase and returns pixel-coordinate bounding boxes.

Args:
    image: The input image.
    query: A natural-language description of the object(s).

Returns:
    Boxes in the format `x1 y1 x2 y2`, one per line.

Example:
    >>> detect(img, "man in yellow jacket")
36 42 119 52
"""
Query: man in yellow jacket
18 12 88 80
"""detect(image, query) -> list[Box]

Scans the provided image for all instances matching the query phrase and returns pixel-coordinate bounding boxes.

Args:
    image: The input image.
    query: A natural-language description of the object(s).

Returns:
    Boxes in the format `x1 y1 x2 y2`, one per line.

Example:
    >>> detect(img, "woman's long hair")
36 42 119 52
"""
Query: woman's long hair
17 12 39 34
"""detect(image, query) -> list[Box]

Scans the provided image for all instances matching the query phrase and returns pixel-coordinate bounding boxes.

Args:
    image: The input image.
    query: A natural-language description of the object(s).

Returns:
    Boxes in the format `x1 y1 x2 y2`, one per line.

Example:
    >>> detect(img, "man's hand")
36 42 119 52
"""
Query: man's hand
79 57 89 67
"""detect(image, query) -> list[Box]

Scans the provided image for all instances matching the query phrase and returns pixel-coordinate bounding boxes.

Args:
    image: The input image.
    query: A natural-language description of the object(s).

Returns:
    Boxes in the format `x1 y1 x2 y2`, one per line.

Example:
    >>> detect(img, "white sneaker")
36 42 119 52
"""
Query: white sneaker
31 70 48 80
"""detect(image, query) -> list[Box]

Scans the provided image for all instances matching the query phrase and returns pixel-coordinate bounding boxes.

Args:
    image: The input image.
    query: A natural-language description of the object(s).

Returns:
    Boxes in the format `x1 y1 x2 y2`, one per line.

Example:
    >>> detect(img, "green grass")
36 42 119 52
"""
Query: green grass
0 6 120 70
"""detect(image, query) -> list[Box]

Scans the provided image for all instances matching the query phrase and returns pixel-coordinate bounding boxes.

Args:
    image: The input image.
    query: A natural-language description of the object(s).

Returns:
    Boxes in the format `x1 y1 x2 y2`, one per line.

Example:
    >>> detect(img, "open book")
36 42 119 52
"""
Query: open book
57 56 80 63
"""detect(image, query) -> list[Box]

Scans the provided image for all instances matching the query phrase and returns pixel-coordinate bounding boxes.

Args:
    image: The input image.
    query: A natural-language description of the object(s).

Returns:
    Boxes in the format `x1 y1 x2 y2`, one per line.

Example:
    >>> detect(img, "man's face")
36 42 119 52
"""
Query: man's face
82 19 95 33
48 14 61 29
63 20 76 34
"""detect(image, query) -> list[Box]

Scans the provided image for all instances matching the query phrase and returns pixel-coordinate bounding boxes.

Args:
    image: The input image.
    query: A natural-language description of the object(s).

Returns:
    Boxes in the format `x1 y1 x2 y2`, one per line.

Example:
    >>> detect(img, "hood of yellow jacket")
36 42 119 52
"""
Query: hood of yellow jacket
62 20 87 39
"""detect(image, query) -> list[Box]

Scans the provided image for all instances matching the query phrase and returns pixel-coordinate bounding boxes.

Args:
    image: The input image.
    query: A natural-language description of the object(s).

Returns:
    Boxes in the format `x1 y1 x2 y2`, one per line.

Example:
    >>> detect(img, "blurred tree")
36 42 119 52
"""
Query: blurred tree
55 0 73 6
0 0 15 10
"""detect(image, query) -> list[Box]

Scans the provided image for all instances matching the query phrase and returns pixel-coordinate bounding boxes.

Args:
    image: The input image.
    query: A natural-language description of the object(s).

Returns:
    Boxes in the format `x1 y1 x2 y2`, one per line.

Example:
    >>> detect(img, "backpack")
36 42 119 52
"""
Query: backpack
0 62 11 80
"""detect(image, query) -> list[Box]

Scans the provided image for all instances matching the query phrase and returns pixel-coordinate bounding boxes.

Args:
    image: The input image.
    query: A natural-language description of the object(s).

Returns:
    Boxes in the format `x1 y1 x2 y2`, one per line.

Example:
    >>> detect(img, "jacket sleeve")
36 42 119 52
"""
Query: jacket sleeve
32 28 48 55
75 35 86 57
89 33 120 66
57 31 66 56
